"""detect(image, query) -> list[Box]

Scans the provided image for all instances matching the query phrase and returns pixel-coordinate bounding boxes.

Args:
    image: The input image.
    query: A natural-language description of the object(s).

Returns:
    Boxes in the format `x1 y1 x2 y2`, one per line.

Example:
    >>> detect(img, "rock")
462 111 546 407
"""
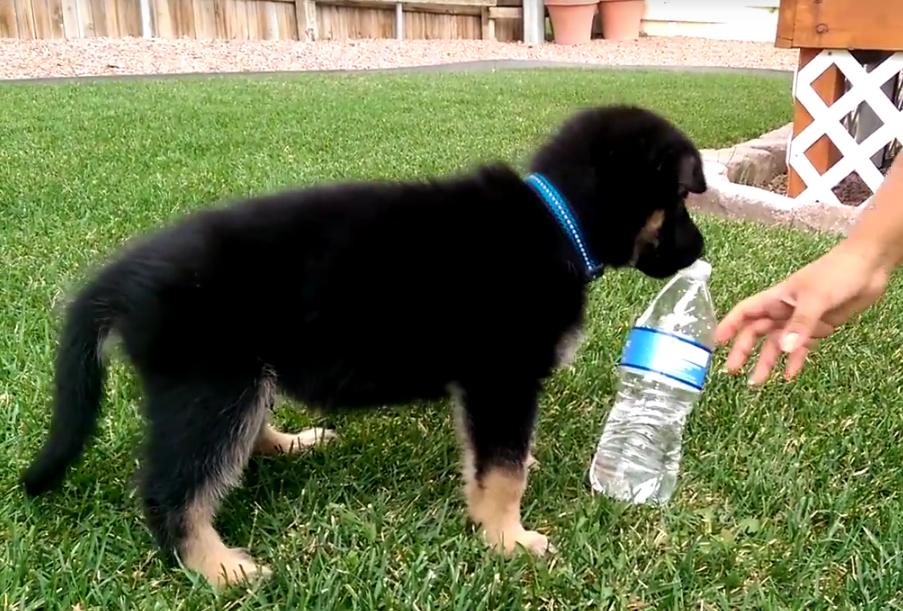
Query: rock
702 146 786 187
700 122 791 187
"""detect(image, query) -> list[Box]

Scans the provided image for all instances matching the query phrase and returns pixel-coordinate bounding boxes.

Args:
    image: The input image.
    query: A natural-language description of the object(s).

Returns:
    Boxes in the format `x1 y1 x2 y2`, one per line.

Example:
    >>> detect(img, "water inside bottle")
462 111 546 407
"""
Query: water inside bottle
588 259 715 504
588 370 698 503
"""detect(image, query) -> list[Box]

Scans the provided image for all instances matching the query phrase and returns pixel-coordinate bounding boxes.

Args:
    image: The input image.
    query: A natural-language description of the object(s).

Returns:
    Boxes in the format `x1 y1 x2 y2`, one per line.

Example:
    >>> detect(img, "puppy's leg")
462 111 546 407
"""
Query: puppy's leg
451 381 553 556
141 376 273 588
254 422 337 456
250 392 336 456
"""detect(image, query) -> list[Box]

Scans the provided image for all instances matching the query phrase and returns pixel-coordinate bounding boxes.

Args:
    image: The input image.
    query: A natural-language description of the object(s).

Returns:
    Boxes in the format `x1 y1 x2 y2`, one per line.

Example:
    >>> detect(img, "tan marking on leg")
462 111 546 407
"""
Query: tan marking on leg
449 384 476 494
467 465 552 555
179 377 274 588
644 209 665 234
448 384 552 556
179 497 272 588
555 324 585 369
254 423 337 455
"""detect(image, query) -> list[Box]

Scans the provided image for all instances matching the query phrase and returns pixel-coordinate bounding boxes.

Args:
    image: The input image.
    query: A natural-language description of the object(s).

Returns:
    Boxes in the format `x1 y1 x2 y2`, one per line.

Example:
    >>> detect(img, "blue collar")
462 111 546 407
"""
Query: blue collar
525 173 604 280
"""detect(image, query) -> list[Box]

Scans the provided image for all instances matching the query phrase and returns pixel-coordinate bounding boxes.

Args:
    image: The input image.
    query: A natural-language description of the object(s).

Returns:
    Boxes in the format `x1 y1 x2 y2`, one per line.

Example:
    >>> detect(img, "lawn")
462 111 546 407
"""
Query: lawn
2 68 902 609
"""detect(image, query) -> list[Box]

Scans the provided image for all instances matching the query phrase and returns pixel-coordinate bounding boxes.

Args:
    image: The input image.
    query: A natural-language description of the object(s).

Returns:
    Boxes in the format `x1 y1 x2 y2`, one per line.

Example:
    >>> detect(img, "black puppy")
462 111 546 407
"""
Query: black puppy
22 105 706 587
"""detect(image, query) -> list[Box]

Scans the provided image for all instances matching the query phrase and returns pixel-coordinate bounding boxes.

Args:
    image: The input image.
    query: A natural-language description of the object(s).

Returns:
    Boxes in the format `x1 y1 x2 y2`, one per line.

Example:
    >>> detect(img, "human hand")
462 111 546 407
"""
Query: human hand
715 241 891 385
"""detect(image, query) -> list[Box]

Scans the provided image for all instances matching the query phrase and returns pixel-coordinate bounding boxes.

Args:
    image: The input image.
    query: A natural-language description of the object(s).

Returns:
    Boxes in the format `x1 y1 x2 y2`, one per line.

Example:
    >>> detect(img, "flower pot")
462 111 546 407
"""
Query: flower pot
545 0 597 45
598 0 644 40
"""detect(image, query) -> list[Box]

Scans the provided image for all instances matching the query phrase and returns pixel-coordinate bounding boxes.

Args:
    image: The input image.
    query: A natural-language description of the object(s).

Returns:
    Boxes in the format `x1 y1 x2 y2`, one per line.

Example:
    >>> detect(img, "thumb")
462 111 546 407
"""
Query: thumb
779 292 827 353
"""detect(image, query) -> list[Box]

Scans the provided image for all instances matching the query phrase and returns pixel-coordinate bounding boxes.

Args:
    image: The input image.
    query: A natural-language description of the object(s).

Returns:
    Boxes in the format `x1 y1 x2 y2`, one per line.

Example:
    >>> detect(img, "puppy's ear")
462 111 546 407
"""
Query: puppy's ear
677 151 707 194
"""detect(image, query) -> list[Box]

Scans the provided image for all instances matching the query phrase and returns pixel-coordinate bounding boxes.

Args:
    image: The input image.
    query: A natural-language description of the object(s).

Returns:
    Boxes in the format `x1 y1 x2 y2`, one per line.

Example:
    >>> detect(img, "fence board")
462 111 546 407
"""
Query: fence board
233 0 248 37
404 9 477 38
52 0 65 36
212 0 226 36
31 0 49 37
35 0 65 38
317 3 393 39
274 0 295 38
239 0 253 37
119 0 142 35
75 0 93 34
194 0 216 38
260 0 275 37
222 0 240 37
151 0 172 35
14 0 36 38
249 0 264 37
262 0 277 38
493 12 518 41
145 0 156 34
0 0 19 36
247 0 259 35
176 0 196 36
86 0 107 35
104 0 121 35
113 0 126 35
106 0 120 35
60 0 79 36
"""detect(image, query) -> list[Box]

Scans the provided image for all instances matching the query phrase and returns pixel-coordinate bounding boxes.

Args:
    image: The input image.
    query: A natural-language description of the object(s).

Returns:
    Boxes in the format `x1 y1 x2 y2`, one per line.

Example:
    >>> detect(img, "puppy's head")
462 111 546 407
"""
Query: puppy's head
529 105 707 279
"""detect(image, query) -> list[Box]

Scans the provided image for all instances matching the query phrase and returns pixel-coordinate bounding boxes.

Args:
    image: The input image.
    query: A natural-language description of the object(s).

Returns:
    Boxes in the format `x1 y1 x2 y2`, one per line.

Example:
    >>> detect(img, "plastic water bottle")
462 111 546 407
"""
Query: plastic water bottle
588 259 716 504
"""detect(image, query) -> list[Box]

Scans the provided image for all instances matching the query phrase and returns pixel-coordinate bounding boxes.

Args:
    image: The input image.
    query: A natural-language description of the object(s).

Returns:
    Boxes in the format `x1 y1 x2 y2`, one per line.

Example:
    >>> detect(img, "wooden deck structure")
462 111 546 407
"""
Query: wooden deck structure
776 0 903 206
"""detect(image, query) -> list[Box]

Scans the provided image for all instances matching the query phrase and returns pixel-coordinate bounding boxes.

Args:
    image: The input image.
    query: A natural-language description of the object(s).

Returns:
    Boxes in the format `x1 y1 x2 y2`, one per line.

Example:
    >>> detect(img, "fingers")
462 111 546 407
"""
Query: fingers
714 291 773 345
718 304 830 384
724 330 821 385
784 338 819 380
715 286 793 346
776 292 830 355
723 317 776 373
747 333 782 386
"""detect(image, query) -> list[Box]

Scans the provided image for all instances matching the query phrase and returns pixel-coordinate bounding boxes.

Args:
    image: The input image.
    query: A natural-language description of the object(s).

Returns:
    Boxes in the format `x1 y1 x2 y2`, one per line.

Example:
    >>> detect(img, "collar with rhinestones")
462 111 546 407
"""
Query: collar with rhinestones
525 173 604 280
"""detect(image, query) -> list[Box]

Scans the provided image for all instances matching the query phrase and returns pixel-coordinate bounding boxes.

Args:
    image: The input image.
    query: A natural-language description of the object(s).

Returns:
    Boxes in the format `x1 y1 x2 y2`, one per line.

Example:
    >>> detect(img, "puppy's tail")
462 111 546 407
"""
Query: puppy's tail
22 280 116 496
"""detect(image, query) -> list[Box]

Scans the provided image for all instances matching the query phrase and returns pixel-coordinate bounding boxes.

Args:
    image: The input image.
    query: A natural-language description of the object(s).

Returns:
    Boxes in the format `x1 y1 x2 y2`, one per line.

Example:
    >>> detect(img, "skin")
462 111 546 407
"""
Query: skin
716 154 903 385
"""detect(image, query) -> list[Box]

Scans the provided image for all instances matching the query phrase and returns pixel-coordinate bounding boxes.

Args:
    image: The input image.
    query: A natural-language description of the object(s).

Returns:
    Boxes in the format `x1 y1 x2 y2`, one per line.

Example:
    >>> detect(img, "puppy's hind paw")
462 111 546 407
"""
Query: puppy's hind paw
255 425 337 456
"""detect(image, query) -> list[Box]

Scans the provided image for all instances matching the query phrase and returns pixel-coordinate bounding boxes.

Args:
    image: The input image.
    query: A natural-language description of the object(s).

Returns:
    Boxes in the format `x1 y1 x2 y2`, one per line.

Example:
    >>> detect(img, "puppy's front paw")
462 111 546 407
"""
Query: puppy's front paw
188 546 272 589
484 525 556 557
512 529 556 556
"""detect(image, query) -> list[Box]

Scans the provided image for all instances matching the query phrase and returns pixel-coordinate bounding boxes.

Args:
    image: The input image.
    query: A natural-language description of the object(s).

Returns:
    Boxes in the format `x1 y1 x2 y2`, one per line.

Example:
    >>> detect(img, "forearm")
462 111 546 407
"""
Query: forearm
845 154 903 273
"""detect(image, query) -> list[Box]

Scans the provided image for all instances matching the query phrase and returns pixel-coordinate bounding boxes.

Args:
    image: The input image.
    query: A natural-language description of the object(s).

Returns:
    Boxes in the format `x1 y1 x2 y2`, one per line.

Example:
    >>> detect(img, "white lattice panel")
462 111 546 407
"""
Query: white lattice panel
789 49 903 207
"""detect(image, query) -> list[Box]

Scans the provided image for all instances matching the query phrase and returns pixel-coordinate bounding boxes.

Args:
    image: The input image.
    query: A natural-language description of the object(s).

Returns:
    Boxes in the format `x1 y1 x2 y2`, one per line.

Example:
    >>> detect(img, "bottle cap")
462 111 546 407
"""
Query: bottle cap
682 258 711 281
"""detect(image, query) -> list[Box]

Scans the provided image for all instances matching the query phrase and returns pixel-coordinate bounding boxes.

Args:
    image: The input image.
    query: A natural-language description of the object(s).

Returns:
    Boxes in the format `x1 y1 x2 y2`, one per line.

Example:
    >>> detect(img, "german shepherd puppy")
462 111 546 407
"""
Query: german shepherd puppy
22 105 707 588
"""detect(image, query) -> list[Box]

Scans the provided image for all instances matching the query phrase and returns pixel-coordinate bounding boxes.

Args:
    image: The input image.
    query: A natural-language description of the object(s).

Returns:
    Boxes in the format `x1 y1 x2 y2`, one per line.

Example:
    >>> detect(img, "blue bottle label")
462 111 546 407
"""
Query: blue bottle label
620 326 712 391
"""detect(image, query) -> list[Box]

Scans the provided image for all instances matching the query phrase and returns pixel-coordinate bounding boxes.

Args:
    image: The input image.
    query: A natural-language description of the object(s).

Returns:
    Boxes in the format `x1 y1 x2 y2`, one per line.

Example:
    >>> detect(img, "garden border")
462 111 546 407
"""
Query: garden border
690 122 862 236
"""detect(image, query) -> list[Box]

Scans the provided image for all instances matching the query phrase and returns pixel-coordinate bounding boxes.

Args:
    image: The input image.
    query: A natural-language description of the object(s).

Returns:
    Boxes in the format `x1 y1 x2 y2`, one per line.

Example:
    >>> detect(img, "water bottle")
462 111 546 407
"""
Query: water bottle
588 258 716 504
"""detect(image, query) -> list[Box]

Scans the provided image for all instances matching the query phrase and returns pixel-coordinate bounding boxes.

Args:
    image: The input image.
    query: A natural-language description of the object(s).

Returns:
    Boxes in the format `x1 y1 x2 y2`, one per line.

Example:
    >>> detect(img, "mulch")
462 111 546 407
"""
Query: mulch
765 158 893 206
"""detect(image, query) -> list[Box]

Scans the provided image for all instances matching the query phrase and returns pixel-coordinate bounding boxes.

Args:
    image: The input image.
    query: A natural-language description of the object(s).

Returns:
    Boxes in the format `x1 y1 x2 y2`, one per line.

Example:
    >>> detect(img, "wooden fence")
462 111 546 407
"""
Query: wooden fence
0 0 522 40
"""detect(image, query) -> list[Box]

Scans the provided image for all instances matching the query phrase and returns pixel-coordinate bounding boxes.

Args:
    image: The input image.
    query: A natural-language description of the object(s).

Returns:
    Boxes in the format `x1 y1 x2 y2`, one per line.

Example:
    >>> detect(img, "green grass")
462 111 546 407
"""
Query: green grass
3 68 902 609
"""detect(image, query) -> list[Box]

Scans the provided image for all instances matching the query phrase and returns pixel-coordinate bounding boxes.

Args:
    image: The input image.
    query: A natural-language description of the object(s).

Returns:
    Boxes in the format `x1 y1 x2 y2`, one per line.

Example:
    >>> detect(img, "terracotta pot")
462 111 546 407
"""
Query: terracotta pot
598 0 644 40
545 0 598 45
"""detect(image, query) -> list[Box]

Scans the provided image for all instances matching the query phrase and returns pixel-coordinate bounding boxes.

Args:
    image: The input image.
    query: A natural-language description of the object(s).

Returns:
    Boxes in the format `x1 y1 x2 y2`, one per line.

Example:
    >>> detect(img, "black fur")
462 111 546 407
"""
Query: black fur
22 105 706 565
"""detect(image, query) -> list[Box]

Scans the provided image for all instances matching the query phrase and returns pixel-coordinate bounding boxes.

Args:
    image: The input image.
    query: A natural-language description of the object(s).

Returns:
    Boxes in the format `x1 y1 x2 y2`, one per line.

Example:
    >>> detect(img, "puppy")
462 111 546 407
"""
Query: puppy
22 105 707 588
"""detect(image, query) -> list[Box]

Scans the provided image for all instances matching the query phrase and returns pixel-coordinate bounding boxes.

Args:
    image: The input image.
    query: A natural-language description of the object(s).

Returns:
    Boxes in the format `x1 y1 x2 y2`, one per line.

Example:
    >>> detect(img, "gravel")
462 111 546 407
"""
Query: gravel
0 36 798 81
